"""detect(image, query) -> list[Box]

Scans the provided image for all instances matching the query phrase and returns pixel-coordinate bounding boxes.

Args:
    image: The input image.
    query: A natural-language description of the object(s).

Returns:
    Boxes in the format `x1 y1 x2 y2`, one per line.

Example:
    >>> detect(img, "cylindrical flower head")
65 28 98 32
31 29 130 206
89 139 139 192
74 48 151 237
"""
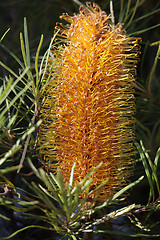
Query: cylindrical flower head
40 3 141 202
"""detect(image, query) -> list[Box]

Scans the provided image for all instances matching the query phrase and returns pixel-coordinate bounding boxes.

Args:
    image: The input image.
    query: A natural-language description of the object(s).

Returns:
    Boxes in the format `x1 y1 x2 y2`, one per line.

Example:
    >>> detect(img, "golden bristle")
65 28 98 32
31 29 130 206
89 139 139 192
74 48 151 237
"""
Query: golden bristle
40 2 141 202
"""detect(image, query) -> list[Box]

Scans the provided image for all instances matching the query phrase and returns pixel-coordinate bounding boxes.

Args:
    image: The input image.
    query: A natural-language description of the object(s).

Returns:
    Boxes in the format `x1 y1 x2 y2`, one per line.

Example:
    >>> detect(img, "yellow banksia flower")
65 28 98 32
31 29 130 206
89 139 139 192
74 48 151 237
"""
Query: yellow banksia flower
40 2 141 202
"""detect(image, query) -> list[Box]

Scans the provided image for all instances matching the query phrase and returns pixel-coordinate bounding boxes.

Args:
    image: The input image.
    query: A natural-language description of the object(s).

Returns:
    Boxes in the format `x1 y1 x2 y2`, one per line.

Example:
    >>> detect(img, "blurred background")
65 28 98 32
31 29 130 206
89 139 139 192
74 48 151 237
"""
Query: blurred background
0 0 160 239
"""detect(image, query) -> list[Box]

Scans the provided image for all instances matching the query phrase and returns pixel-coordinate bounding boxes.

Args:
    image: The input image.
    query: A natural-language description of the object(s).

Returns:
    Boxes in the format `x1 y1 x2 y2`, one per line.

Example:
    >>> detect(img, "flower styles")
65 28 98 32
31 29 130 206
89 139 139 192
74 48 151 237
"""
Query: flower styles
40 2 141 202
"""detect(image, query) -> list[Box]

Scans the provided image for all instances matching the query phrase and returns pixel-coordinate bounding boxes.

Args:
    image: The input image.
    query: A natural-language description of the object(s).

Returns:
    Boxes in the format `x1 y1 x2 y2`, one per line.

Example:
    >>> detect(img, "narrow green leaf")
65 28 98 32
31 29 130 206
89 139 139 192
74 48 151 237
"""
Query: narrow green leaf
71 235 78 240
79 162 103 186
0 28 10 42
0 165 21 174
129 23 160 36
20 30 33 83
24 17 30 67
125 0 140 29
134 8 160 22
141 141 160 196
56 169 70 218
3 225 54 239
0 77 13 105
124 0 131 23
49 172 60 188
154 147 160 168
0 213 10 221
39 30 60 87
80 179 93 193
84 204 136 231
82 229 160 238
119 0 124 22
31 182 55 209
69 163 76 189
71 162 103 196
0 120 41 165
108 204 136 219
20 32 28 68
35 34 43 87
147 44 160 94
39 170 64 208
0 60 21 79
95 176 144 210
136 141 155 202
89 178 109 195
47 173 59 192
27 157 41 179
0 145 21 166
0 79 31 119
0 42 25 70
39 184 59 202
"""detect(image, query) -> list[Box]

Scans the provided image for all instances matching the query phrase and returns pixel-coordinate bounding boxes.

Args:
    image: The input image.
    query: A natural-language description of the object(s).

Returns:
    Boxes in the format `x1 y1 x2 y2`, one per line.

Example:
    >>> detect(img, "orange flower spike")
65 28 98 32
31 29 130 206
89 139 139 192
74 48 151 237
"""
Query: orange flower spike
40 3 141 202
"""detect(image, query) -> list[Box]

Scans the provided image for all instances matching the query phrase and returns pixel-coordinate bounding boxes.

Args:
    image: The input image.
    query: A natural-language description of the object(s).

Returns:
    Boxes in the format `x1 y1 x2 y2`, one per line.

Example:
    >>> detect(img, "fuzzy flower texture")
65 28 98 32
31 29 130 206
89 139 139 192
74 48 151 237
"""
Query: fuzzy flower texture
40 3 141 202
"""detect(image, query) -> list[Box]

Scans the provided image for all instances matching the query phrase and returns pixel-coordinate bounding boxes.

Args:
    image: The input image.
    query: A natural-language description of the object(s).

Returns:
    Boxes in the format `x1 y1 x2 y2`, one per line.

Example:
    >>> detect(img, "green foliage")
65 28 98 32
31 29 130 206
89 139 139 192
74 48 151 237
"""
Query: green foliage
0 0 160 239
136 141 160 203
0 163 145 239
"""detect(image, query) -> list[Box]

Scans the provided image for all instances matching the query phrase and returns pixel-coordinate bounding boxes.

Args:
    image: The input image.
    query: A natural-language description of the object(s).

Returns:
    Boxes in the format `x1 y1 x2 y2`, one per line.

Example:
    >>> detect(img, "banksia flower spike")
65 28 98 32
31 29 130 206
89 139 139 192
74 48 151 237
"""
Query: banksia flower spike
40 2 141 202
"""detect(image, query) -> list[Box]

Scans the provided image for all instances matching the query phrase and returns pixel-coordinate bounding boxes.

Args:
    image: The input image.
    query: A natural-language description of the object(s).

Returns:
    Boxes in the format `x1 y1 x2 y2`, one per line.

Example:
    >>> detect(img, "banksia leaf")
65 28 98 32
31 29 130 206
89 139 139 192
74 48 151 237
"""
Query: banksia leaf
40 2 141 202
